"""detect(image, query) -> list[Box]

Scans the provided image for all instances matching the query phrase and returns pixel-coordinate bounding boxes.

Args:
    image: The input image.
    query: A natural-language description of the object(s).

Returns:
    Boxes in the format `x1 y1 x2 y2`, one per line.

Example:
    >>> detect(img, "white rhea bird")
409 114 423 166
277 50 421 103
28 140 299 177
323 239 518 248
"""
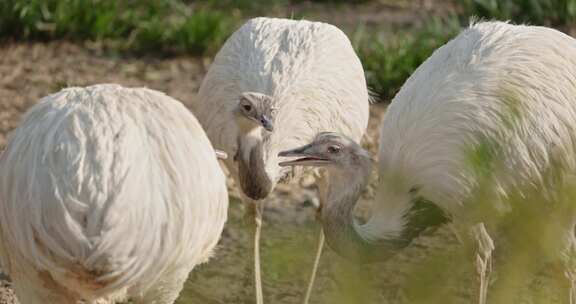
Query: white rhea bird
192 17 369 303
0 84 228 304
279 22 576 303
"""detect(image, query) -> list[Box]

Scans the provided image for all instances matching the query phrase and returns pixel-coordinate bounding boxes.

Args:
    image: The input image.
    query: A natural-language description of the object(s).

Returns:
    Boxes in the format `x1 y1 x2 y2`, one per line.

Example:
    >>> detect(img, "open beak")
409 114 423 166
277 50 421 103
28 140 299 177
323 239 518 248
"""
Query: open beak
215 150 228 160
260 115 274 132
278 143 331 167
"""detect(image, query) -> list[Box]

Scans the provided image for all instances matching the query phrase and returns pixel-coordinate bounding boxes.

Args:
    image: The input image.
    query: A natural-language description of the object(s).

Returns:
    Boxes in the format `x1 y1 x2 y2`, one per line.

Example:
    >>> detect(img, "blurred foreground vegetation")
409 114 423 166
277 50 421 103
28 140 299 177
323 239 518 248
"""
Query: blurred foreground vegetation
1 0 575 101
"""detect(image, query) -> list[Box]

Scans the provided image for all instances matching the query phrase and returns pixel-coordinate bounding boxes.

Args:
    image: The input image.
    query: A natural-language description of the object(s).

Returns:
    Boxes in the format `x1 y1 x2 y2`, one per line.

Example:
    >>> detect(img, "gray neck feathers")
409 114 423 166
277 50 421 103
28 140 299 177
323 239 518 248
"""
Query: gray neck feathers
320 161 447 263
238 140 273 200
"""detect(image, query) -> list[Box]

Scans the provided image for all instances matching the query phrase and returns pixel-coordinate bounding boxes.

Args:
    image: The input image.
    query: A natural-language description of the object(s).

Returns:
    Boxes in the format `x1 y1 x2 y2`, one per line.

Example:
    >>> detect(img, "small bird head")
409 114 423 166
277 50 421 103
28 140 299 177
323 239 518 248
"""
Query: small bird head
278 132 372 170
235 92 275 132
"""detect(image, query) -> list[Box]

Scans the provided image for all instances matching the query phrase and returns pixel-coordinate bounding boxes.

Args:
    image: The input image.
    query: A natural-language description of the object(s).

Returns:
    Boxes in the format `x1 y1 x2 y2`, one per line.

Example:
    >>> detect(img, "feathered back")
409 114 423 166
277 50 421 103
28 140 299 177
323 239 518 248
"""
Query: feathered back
378 21 576 214
0 84 228 298
194 17 369 194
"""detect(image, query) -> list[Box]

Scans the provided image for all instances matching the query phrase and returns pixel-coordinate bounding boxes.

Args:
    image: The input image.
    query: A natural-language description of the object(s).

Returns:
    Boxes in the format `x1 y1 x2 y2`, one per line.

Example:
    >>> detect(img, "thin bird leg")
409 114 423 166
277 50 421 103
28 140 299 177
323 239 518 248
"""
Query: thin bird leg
566 270 576 304
303 229 324 304
302 172 328 304
563 235 576 304
472 223 494 304
249 200 265 304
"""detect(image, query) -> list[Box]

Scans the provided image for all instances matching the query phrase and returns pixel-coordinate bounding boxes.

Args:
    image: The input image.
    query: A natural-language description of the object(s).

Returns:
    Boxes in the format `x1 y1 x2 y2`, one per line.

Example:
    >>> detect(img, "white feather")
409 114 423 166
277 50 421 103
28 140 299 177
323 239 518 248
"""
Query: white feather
0 84 228 303
368 21 576 238
193 17 370 193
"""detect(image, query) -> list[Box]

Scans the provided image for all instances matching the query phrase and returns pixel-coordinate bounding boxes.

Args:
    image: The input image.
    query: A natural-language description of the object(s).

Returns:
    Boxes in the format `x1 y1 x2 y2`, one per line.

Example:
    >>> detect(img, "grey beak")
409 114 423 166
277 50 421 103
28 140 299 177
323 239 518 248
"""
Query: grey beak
260 115 274 132
278 143 330 167
215 150 228 160
277 143 313 158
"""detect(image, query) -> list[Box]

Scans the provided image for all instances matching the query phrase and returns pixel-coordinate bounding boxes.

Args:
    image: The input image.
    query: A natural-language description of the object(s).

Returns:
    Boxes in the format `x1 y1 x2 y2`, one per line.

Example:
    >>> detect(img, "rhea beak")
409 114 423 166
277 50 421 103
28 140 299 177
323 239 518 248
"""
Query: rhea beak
260 115 274 132
215 150 228 160
278 143 331 167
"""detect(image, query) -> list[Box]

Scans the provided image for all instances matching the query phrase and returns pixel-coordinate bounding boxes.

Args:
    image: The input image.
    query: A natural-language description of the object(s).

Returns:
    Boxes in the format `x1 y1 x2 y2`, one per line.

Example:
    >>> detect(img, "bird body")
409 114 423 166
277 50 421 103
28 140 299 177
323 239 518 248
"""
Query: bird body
378 21 576 219
194 17 369 199
194 17 369 304
279 21 576 266
0 84 228 303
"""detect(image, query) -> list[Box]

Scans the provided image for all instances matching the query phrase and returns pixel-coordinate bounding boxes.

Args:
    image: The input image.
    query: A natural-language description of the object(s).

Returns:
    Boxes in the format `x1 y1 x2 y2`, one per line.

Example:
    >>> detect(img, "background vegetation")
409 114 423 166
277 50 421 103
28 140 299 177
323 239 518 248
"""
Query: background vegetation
1 0 575 100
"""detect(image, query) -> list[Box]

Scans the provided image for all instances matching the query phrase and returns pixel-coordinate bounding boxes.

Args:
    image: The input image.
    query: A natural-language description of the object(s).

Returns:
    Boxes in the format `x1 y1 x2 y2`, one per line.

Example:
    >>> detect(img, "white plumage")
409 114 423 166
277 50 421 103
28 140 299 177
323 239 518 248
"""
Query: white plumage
193 17 369 303
0 84 228 303
193 17 369 199
279 21 576 302
376 21 576 229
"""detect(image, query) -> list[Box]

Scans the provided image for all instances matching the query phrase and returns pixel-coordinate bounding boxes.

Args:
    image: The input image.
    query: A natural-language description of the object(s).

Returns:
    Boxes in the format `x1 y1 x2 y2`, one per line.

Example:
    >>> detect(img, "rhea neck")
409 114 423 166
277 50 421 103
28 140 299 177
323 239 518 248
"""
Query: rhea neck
320 156 446 263
237 129 274 200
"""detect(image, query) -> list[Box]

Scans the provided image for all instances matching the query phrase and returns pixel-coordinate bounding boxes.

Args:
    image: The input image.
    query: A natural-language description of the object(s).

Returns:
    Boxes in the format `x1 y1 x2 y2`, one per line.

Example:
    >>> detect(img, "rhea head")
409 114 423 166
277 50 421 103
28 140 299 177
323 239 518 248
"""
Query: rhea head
278 132 372 171
234 92 275 133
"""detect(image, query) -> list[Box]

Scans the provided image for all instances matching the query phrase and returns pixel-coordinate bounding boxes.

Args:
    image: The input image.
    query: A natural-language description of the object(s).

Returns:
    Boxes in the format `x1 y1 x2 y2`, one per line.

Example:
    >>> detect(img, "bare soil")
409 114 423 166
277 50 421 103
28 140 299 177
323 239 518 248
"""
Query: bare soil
264 0 459 32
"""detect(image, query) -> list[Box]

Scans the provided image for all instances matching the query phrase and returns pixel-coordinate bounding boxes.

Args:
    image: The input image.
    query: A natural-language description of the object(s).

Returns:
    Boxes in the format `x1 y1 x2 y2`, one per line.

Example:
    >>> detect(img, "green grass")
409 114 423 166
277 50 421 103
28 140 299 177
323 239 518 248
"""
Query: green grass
0 0 459 101
0 0 236 55
355 17 462 101
459 0 576 26
1 0 574 101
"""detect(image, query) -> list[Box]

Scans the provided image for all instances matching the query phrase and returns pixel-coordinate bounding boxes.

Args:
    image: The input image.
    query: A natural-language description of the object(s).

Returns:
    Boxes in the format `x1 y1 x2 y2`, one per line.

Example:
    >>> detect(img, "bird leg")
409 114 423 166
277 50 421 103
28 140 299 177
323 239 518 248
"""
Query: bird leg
314 171 327 221
247 200 264 304
303 229 324 304
563 233 576 304
302 172 328 304
566 270 576 304
471 223 494 304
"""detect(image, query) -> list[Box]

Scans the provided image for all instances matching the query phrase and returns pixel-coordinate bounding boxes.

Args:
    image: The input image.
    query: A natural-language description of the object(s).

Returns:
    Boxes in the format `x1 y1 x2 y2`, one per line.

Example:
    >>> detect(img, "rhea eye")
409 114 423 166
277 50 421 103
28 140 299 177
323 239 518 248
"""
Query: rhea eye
242 104 252 112
327 145 340 154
